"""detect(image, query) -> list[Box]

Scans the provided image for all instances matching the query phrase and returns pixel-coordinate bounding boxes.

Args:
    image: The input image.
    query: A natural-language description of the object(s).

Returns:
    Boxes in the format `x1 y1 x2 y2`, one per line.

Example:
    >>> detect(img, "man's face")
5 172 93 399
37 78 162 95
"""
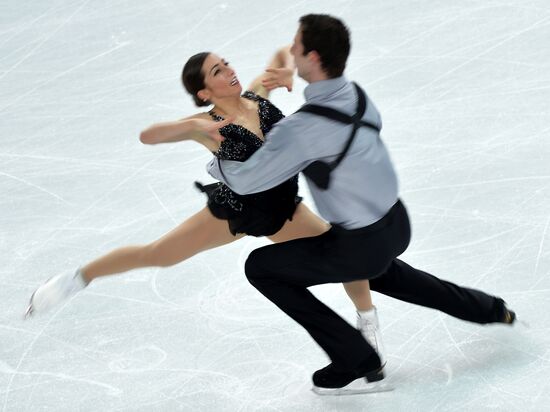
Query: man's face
290 28 310 81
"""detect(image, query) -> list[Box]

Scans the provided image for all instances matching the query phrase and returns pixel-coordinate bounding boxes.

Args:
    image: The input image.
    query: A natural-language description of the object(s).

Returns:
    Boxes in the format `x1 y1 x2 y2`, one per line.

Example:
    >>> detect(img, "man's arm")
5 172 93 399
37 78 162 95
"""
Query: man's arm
207 117 310 194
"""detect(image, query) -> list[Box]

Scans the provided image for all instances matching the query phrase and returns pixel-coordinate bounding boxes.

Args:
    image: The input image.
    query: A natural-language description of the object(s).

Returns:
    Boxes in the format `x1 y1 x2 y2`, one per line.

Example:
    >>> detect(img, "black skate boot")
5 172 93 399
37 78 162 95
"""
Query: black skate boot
312 354 393 395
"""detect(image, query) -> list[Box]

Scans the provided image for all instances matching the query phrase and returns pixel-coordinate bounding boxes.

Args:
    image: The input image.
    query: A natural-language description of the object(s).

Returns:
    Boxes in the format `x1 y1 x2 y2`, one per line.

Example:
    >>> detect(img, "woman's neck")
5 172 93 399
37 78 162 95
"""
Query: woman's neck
211 95 247 118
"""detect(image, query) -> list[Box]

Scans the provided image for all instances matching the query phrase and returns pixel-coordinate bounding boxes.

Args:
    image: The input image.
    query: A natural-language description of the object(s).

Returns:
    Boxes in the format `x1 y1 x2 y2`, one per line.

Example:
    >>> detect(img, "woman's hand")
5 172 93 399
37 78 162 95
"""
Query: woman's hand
261 67 294 92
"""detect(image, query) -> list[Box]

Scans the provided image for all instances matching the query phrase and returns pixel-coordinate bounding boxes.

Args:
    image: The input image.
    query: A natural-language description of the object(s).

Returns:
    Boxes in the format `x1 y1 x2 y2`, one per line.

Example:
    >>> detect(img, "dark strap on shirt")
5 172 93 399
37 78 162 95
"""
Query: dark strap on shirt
295 83 380 189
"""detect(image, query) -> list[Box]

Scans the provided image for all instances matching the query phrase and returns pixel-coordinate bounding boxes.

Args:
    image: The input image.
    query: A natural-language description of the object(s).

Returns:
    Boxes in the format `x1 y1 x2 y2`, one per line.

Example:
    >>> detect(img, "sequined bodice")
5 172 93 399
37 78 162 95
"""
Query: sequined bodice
202 92 297 217
208 91 284 161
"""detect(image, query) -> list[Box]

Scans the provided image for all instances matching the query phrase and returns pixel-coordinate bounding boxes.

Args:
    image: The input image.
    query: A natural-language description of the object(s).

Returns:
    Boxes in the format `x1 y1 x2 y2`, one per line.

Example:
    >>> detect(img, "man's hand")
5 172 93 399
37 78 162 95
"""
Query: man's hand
193 117 233 143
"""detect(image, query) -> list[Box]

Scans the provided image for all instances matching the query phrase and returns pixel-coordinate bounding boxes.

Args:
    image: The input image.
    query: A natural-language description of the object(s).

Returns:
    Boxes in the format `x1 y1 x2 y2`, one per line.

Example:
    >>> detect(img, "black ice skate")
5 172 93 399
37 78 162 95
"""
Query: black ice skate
312 355 394 396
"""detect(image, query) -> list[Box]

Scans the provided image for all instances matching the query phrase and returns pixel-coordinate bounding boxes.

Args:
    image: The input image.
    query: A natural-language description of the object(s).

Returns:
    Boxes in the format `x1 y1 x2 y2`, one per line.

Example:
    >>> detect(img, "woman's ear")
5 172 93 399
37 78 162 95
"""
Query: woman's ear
197 89 210 103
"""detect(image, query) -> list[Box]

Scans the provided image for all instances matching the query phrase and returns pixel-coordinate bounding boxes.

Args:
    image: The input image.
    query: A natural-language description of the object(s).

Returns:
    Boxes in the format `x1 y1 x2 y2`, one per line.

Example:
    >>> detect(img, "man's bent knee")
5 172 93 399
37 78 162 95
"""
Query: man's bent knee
244 247 273 283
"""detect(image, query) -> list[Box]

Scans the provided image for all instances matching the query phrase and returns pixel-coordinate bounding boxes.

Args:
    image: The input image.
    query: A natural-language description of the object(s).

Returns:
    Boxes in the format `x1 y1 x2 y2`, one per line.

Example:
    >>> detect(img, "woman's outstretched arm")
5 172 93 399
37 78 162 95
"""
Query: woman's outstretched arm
140 113 231 151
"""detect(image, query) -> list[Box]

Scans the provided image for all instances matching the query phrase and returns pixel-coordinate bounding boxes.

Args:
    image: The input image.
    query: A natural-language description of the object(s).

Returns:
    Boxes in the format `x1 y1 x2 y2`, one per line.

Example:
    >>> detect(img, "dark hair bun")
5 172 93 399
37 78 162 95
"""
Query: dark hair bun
182 52 211 107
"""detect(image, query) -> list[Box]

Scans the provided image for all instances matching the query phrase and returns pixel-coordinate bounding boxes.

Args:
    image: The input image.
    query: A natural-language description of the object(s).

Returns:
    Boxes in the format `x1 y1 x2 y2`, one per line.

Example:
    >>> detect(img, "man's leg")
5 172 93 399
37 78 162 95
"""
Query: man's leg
368 200 511 324
243 200 411 371
244 231 379 371
369 258 510 323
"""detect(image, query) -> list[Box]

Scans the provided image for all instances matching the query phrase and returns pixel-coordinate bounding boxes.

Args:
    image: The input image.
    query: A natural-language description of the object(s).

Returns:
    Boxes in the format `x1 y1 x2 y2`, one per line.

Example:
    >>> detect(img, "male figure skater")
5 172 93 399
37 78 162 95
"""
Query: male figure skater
208 14 515 394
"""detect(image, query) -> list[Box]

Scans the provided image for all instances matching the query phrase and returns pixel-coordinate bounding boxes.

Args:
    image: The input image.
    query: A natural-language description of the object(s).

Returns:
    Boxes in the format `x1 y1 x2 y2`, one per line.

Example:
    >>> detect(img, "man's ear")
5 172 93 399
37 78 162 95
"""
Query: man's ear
308 50 322 65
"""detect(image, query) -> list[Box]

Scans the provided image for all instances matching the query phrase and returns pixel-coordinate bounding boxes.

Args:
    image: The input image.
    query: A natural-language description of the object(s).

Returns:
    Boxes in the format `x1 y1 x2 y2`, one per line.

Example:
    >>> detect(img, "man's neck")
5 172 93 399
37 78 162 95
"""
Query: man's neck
302 66 330 84
307 72 330 83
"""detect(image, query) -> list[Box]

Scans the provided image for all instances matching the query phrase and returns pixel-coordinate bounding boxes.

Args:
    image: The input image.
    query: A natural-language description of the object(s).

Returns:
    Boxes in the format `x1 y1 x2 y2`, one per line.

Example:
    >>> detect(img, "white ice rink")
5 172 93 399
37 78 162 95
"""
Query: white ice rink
2 0 550 411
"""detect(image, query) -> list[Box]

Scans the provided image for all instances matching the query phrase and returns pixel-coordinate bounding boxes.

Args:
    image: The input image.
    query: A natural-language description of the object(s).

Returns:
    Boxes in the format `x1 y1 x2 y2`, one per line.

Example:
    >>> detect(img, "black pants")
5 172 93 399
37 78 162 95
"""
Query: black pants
245 200 506 370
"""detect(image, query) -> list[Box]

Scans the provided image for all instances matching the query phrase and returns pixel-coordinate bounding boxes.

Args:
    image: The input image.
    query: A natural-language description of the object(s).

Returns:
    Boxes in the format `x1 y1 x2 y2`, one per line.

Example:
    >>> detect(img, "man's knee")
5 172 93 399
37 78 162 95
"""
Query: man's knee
244 246 273 283
368 260 397 291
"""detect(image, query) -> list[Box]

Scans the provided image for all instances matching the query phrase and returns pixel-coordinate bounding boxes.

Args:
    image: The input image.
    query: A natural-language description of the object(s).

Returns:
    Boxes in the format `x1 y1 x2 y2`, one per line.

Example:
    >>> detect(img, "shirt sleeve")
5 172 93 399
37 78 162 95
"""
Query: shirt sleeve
207 117 311 195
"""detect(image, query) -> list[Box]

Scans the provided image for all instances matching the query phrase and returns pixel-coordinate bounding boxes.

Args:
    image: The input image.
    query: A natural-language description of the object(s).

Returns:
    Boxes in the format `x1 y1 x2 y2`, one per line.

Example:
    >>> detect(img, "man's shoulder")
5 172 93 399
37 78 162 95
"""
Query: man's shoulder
271 109 313 133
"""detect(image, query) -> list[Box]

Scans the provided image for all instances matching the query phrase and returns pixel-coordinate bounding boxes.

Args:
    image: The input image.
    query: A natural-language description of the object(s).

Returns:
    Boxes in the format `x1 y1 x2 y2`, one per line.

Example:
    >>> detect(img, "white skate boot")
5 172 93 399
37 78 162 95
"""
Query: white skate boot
25 268 87 318
357 306 386 367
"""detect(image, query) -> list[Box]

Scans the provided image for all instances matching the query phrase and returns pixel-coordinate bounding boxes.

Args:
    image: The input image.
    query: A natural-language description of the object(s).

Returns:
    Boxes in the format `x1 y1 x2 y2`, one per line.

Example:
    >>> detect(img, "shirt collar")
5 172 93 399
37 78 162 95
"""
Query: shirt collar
303 76 348 103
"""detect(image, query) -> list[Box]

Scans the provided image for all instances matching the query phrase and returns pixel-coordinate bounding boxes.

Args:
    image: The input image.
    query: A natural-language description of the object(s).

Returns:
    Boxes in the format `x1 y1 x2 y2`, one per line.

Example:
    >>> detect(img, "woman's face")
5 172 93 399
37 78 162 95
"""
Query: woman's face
199 53 242 102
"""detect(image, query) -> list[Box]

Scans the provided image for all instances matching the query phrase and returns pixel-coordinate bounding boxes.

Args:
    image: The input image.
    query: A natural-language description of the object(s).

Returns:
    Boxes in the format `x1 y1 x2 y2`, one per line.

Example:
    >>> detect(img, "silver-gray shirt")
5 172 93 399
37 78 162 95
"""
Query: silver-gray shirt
207 76 399 229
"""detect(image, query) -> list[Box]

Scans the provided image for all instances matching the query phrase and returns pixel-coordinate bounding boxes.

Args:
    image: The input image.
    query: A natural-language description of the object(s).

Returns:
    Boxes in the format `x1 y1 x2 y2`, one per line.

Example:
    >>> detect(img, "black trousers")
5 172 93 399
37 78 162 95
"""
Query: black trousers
245 200 507 370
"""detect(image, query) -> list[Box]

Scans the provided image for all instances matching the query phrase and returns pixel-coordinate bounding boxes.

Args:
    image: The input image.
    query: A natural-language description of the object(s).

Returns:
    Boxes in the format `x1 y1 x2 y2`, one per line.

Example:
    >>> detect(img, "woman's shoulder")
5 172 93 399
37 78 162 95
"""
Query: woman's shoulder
243 90 284 116
242 90 263 102
242 90 279 107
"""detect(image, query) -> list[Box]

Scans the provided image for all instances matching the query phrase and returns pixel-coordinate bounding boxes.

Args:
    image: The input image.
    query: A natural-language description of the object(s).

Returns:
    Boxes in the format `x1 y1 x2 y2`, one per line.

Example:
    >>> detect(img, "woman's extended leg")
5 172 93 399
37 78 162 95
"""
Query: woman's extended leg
81 207 244 283
26 207 244 315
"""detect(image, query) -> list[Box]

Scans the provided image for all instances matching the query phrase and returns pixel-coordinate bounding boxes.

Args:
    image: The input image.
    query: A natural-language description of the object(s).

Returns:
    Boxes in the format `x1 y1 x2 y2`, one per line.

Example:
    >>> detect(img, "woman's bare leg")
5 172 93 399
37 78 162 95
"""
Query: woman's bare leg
342 281 373 311
25 207 245 316
267 203 373 311
266 203 330 243
81 207 245 283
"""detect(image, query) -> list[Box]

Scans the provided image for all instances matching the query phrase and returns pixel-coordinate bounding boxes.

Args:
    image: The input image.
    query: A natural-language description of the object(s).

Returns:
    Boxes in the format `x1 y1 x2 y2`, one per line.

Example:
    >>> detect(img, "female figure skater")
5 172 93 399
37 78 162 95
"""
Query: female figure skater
25 46 383 360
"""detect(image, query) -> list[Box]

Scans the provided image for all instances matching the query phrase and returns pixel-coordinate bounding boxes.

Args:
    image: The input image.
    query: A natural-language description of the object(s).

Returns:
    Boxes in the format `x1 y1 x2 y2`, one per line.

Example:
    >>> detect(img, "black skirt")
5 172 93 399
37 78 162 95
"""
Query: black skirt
195 179 302 237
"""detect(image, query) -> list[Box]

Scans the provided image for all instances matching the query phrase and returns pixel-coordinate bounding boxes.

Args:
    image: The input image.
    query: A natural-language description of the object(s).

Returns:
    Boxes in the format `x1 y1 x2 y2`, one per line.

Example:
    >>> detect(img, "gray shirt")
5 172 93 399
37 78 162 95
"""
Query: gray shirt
207 76 399 229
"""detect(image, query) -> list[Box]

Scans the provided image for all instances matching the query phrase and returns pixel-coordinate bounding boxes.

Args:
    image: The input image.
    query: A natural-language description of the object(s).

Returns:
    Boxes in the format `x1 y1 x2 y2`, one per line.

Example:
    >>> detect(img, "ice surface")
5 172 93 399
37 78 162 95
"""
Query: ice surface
1 0 549 411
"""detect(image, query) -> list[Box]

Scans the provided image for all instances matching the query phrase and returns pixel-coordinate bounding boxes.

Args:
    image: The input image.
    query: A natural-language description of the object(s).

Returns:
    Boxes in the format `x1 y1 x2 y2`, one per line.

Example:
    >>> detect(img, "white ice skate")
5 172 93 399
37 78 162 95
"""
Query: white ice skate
25 269 87 318
357 306 386 367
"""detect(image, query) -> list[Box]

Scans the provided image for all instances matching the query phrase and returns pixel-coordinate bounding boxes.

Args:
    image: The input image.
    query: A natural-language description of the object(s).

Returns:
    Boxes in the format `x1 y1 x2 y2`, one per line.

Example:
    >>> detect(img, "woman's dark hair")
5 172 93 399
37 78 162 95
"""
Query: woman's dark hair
298 14 350 78
181 52 211 107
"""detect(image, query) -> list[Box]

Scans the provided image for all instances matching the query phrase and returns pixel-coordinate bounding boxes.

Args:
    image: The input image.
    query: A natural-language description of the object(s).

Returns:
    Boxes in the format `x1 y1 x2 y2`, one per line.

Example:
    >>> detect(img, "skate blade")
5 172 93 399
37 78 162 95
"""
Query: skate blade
23 290 37 320
312 379 394 396
24 304 34 320
23 276 57 320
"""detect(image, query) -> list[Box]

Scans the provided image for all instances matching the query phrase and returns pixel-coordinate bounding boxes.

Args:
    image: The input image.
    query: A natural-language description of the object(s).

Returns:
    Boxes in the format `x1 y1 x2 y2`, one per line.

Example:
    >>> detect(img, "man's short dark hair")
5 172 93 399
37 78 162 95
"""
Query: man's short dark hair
299 14 350 78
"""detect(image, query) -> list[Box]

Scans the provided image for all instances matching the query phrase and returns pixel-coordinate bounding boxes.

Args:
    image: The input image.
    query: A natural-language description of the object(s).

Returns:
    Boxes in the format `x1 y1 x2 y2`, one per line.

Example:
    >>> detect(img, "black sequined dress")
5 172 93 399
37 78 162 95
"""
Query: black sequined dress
195 91 301 237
